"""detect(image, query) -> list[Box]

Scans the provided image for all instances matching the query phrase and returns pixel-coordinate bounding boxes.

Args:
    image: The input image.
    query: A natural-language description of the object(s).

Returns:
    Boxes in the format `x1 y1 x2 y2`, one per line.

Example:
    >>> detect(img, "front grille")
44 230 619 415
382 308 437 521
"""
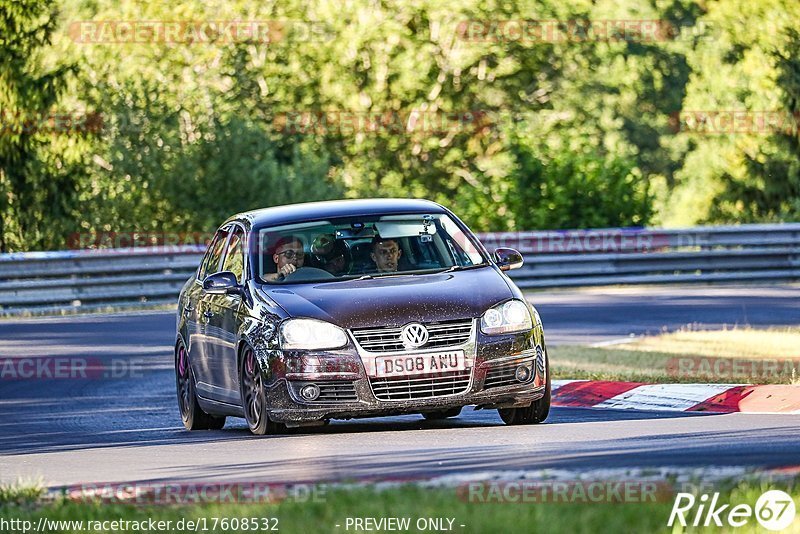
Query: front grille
290 381 358 403
484 357 536 390
370 370 471 401
352 319 473 353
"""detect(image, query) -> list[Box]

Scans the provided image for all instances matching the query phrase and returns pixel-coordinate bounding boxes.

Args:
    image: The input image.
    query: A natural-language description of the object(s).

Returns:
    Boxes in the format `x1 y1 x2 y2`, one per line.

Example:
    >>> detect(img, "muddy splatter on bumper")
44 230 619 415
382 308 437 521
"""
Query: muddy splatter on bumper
261 325 548 424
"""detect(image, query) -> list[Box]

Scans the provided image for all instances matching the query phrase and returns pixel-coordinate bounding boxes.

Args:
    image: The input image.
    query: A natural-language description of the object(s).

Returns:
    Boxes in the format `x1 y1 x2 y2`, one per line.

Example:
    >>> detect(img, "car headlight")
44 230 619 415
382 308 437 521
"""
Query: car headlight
280 318 348 350
480 300 533 335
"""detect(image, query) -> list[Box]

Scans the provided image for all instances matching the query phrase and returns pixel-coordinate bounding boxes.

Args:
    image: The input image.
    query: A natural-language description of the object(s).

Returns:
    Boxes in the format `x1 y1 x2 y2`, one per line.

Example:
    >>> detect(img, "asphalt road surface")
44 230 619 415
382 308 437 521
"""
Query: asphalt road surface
1 284 798 487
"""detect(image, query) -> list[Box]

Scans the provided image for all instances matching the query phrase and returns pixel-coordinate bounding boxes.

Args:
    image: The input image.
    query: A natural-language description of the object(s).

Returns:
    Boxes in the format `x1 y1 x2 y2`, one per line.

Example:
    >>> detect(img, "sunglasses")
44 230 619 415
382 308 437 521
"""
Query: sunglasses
276 249 304 260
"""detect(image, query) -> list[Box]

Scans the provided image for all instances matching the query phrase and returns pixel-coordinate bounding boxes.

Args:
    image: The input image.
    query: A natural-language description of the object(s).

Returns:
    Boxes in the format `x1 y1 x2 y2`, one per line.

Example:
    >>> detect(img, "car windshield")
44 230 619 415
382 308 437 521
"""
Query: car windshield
255 213 487 284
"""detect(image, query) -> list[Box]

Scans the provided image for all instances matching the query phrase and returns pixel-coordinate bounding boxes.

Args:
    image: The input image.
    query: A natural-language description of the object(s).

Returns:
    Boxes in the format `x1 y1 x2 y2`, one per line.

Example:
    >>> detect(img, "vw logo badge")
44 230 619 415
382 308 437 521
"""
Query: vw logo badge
401 323 429 349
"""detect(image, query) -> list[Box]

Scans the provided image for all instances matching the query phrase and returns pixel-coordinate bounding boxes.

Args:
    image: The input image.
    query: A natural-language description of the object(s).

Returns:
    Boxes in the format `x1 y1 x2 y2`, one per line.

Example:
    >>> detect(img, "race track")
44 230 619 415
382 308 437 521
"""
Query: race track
1 284 799 487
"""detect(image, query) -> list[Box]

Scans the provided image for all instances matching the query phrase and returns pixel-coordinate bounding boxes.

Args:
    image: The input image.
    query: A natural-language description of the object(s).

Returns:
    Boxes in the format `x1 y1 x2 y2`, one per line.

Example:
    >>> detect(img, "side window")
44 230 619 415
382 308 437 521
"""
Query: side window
221 227 245 282
198 228 229 280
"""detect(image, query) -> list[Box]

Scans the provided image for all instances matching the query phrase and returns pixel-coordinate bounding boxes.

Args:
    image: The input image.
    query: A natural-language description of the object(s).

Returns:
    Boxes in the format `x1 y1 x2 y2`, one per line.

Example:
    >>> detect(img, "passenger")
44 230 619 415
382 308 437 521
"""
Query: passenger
265 235 305 281
370 236 402 273
311 235 350 276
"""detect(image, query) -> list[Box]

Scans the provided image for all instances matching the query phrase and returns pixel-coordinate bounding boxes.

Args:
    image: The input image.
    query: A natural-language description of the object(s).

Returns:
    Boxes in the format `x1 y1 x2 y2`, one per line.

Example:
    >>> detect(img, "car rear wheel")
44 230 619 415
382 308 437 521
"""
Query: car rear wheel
499 346 551 425
240 344 283 436
422 407 463 420
175 342 226 430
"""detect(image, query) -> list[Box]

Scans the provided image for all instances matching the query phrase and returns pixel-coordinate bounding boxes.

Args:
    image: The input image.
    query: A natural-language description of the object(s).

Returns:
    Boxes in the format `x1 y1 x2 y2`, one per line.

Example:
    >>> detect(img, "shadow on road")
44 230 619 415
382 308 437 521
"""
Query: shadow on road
0 379 721 456
130 424 800 486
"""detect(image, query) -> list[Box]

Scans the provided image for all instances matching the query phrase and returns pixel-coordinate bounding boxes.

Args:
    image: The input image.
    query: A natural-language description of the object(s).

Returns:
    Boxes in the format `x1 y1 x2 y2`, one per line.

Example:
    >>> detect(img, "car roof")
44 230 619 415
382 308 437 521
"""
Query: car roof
225 198 449 229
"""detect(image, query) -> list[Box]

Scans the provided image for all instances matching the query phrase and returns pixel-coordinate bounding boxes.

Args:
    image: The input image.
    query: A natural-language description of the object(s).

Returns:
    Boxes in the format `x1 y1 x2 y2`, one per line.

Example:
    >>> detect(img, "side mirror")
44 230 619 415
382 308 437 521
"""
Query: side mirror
203 271 243 296
493 247 524 271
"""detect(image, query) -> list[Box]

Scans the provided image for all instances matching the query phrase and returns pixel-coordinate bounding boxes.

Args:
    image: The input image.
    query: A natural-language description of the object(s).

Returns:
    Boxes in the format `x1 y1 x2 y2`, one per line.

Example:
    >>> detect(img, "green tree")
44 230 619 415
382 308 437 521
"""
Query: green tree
710 28 800 221
0 0 80 251
507 126 651 229
658 0 800 226
6 0 799 251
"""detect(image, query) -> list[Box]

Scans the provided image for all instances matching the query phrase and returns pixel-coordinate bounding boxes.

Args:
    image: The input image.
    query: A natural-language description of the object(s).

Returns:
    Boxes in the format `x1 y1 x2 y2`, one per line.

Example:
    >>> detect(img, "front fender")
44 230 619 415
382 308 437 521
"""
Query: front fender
240 306 284 384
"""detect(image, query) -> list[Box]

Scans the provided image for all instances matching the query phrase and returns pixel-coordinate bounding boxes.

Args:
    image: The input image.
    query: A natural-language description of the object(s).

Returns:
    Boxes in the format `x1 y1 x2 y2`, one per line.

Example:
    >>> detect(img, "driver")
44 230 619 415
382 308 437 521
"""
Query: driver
265 235 305 281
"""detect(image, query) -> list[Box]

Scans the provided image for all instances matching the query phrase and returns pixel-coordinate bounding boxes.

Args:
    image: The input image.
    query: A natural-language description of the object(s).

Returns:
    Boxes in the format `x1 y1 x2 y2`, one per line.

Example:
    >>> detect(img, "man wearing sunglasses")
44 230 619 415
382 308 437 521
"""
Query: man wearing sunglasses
265 235 305 281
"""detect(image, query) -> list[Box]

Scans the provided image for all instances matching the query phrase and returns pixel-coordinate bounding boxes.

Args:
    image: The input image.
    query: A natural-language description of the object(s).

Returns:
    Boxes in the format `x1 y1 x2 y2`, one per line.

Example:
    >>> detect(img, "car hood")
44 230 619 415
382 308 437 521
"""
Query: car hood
258 266 515 329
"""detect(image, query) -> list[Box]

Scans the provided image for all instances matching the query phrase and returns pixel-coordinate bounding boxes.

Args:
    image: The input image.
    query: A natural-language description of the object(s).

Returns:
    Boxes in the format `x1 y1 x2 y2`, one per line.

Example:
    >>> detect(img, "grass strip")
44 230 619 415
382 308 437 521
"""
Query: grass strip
1 478 798 533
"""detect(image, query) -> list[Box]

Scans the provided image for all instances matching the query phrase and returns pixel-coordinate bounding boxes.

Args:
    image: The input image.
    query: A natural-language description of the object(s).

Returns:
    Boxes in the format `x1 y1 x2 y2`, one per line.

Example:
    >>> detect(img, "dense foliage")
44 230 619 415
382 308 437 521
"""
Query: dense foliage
0 0 798 251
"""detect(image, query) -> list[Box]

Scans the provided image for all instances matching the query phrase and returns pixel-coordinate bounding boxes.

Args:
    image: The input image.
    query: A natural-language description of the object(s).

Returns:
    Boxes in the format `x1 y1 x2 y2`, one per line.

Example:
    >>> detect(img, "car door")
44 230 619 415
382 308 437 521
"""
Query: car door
199 224 246 404
191 227 229 399
211 224 247 400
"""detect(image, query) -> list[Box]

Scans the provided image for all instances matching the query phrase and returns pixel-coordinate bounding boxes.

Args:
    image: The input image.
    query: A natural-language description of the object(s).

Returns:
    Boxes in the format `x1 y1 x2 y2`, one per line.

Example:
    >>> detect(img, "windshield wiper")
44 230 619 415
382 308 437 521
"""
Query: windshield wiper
349 272 407 280
439 263 487 273
333 274 374 282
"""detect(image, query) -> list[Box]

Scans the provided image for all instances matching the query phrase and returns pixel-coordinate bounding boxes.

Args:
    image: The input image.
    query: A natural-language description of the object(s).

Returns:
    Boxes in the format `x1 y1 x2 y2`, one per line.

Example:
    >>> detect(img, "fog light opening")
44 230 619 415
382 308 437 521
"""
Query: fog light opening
514 365 532 383
299 384 321 401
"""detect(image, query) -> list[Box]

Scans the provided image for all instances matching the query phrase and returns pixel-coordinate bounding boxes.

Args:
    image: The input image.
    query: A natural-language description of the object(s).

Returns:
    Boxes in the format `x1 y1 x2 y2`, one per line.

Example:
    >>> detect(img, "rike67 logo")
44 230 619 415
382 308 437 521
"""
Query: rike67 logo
668 490 796 531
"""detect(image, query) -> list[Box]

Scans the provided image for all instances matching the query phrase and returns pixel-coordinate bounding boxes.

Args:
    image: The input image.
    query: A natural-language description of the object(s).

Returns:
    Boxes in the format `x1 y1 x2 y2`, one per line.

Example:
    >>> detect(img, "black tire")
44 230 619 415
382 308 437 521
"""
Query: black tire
239 344 283 436
423 407 463 420
175 341 226 430
499 345 551 425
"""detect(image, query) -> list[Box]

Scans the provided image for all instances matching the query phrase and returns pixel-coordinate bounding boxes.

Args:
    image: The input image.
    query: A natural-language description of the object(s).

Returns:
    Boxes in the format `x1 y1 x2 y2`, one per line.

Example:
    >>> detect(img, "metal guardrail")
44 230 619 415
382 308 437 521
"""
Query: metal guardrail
475 223 800 289
0 223 798 315
0 247 205 314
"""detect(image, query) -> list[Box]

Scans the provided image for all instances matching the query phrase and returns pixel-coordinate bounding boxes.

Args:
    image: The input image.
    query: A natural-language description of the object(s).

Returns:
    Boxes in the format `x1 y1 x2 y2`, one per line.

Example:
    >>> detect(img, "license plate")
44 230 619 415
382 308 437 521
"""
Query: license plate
375 351 466 377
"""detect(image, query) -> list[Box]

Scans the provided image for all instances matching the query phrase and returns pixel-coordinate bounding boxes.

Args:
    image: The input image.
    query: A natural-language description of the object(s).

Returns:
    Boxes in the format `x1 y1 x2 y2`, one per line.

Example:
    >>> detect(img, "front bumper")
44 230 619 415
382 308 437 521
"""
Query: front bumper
261 326 548 424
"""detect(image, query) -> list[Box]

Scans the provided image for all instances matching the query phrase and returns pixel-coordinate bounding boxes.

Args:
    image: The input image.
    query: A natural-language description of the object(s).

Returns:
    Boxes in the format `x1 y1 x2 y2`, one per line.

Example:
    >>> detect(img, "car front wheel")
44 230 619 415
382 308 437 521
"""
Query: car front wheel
239 344 283 435
175 341 226 430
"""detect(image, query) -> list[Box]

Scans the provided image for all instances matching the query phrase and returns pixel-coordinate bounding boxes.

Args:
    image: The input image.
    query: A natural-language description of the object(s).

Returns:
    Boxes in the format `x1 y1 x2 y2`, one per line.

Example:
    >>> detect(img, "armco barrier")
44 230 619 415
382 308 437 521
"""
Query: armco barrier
475 223 800 289
0 223 798 315
0 247 205 314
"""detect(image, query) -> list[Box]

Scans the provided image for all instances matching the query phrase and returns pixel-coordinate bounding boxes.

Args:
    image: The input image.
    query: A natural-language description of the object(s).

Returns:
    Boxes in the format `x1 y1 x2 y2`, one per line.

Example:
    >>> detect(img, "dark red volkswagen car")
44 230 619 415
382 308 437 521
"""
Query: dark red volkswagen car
176 199 549 435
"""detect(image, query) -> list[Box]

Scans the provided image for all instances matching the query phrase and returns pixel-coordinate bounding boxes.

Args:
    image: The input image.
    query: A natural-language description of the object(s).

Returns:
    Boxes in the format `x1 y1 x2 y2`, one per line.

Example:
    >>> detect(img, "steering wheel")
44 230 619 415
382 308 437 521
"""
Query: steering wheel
281 266 335 282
